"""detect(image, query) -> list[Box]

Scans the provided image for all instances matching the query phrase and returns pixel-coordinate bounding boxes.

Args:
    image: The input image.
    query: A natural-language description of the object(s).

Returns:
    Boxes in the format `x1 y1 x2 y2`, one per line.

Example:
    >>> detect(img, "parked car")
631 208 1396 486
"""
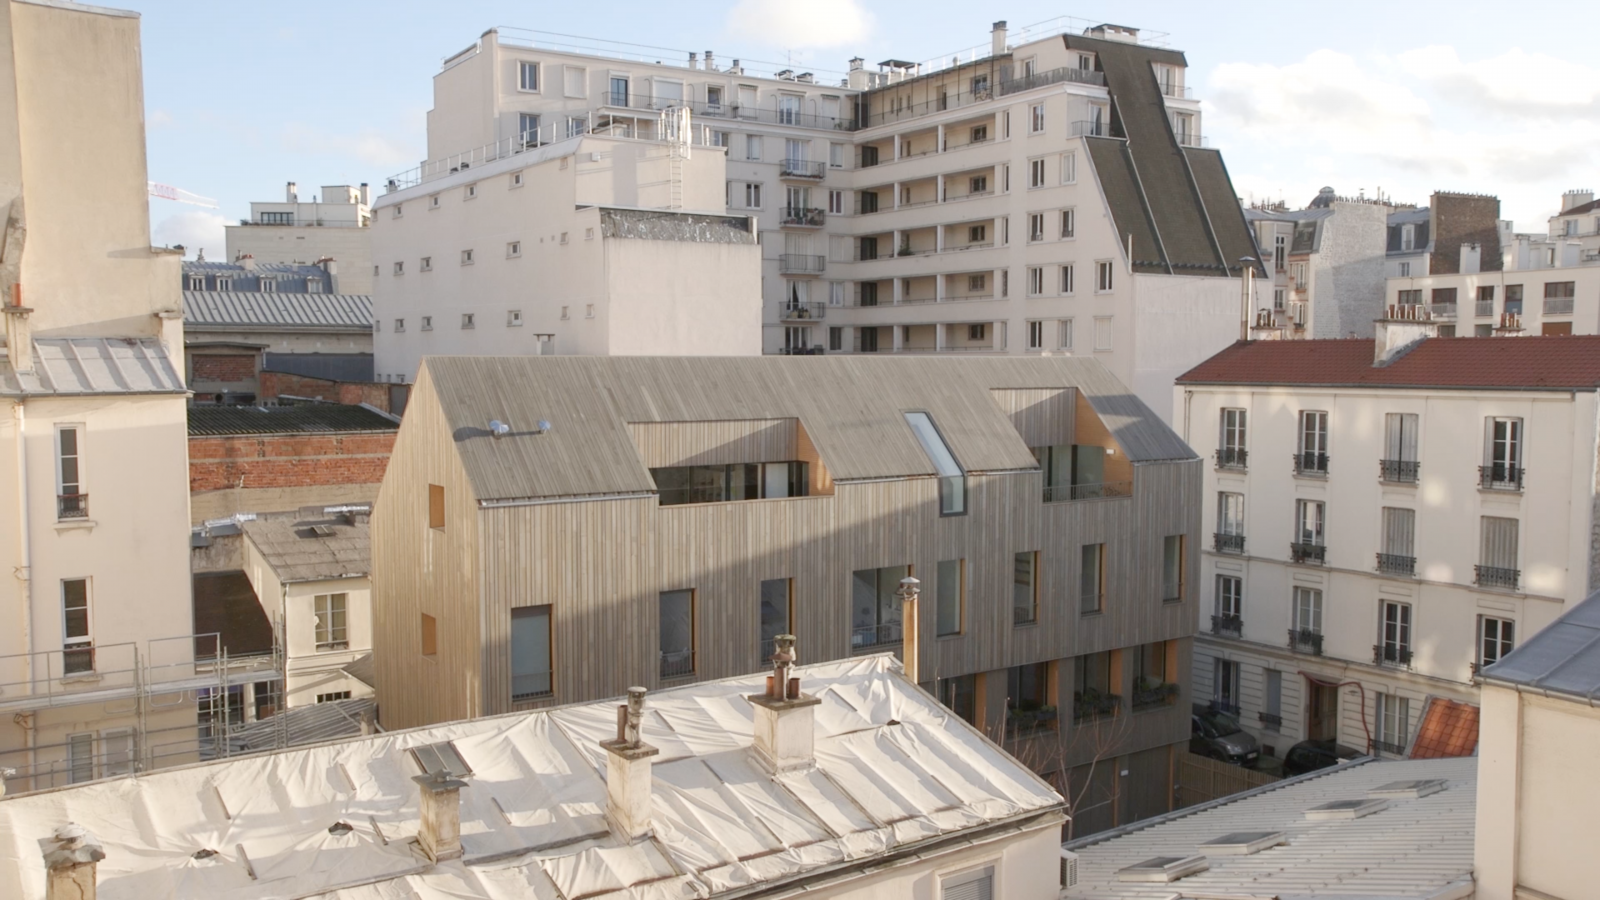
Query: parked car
1190 705 1260 767
1282 739 1365 776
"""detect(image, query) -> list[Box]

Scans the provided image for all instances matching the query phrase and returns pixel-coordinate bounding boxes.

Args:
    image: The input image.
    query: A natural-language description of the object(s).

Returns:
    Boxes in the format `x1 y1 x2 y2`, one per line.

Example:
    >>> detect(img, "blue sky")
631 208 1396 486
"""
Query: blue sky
140 0 1600 257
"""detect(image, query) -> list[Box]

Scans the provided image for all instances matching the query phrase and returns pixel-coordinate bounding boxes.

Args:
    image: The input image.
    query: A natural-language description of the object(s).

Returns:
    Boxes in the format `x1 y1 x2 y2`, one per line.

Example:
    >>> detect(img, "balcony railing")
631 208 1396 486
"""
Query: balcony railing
1288 628 1324 655
57 493 88 519
1132 681 1179 711
851 622 902 653
1373 644 1413 668
660 649 696 679
1073 691 1121 722
1475 565 1520 590
853 66 1102 131
1480 464 1524 491
1160 82 1195 99
1290 542 1326 565
1475 300 1495 317
1258 711 1283 730
1044 481 1132 502
778 301 825 321
1006 705 1059 736
1215 447 1248 470
1377 553 1416 576
1211 614 1242 638
778 254 826 274
1293 452 1329 476
1380 459 1420 483
511 671 553 702
779 206 826 227
1429 303 1457 319
1070 119 1109 138
1213 532 1245 554
1373 737 1408 756
779 158 827 179
1544 297 1575 316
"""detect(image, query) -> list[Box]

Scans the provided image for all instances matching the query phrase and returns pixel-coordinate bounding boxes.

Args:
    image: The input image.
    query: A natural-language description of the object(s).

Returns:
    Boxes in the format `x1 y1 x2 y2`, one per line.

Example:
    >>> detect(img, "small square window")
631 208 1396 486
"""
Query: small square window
511 171 524 188
429 194 440 209
585 304 596 318
560 232 569 244
461 249 474 265
393 261 404 275
465 184 477 200
392 204 403 218
421 316 433 331
420 256 432 272
508 310 523 326
560 305 570 320
585 227 594 240
394 318 405 332
507 241 522 258
462 313 475 329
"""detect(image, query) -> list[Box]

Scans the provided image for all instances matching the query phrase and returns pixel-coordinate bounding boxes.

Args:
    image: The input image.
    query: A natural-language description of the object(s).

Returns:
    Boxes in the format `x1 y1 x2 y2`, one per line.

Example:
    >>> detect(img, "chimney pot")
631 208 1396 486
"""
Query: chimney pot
748 635 822 773
991 21 1008 56
4 303 34 375
40 823 105 900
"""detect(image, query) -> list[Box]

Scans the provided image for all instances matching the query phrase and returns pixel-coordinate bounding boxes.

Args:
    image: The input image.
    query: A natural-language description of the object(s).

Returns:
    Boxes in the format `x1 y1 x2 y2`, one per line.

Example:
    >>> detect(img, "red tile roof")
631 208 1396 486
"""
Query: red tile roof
1178 336 1600 390
1409 697 1479 759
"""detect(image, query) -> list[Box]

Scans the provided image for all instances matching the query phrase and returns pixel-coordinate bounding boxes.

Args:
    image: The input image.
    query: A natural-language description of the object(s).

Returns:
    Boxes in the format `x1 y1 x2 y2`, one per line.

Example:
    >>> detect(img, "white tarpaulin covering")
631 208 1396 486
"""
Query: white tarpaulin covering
0 657 1061 899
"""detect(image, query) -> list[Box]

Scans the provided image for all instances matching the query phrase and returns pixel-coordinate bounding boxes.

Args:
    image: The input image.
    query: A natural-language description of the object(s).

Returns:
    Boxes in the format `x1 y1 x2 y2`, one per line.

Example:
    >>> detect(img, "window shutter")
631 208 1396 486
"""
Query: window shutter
942 868 995 900
1480 517 1518 569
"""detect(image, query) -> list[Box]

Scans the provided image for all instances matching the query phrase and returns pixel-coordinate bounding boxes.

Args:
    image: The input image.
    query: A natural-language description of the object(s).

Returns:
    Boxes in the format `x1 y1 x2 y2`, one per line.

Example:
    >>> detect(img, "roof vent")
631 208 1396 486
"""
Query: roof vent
308 524 337 538
327 822 353 836
1304 798 1390 821
1369 779 1447 800
1202 831 1286 855
1115 856 1209 883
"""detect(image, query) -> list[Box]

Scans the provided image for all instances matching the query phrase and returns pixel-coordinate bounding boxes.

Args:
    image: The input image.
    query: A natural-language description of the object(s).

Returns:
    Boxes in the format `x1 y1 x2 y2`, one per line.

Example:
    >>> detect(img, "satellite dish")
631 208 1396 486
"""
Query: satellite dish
489 420 511 438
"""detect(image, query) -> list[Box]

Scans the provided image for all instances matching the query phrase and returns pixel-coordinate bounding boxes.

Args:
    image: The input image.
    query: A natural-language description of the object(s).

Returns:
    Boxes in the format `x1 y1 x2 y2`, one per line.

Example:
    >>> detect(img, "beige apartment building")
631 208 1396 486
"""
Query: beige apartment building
1244 188 1397 339
226 181 374 294
373 354 1202 835
0 0 263 791
1176 324 1600 762
1387 249 1600 338
378 18 1259 422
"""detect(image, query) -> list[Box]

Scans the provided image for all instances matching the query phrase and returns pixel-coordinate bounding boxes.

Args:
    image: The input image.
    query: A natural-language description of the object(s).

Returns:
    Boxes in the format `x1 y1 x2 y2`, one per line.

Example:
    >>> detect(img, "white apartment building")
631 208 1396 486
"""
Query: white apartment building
1174 322 1600 761
1244 188 1397 339
386 18 1260 422
226 181 374 294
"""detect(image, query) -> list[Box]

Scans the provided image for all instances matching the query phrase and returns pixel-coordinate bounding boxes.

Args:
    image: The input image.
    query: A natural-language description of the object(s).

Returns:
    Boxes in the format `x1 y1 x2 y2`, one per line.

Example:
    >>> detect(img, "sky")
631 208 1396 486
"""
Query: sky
138 0 1600 258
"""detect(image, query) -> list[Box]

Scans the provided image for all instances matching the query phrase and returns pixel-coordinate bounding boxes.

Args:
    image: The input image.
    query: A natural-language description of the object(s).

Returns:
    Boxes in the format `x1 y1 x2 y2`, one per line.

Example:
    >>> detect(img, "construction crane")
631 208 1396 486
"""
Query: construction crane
147 181 217 209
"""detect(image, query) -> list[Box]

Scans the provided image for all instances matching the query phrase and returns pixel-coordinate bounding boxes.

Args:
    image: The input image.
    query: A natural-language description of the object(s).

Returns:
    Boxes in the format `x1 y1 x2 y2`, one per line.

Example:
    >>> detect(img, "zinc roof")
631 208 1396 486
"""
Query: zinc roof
0 657 1064 900
242 516 370 582
1063 756 1477 899
0 337 185 397
419 355 1195 503
183 291 373 332
1480 587 1600 701
187 404 398 436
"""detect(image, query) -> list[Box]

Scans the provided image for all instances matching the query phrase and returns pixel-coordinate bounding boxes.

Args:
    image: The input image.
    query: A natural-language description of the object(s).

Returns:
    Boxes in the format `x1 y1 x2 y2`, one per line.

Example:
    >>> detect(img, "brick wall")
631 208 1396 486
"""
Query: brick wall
193 354 258 383
258 371 393 411
1430 192 1503 275
189 431 396 492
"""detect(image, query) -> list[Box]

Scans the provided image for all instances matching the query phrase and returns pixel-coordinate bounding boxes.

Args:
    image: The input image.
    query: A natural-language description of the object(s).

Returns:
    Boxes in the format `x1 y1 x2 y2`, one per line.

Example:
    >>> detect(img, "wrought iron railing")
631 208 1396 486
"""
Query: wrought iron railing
1211 614 1242 638
1475 565 1520 590
1479 464 1523 491
780 158 827 179
660 649 696 679
779 206 826 227
1380 459 1420 483
1376 553 1416 576
57 493 88 519
1215 448 1248 470
1373 644 1413 668
1290 542 1326 565
1214 532 1245 554
1293 452 1329 476
778 254 827 275
1258 711 1283 729
778 301 826 321
1288 628 1324 655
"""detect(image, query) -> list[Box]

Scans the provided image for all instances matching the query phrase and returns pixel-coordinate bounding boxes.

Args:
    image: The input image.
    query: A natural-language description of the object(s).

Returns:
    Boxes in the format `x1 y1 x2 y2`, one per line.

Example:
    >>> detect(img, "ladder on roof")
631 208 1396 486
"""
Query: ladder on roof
659 106 691 210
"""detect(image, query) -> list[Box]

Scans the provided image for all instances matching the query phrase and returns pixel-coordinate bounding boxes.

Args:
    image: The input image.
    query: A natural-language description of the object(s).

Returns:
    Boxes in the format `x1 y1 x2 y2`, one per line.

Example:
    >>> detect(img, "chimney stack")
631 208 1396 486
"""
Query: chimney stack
4 296 32 375
1373 306 1437 365
286 181 298 203
601 686 659 842
40 824 104 900
991 21 1008 56
747 636 821 773
704 51 715 72
359 183 370 207
1560 189 1593 213
412 770 467 861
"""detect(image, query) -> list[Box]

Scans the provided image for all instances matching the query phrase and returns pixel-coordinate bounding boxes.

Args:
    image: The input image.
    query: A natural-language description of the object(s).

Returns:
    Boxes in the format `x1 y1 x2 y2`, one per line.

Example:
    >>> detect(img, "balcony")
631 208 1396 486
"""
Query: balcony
1213 532 1245 554
856 66 1103 130
1132 681 1179 711
1380 459 1420 484
1215 448 1248 470
1258 711 1283 730
1071 120 1109 138
778 301 825 321
1211 614 1242 638
851 622 902 654
660 649 695 679
1288 628 1324 655
1073 691 1121 723
1376 553 1416 576
1475 300 1495 317
1544 297 1575 316
1044 481 1132 502
779 158 827 179
1293 452 1329 477
778 254 826 275
1290 542 1326 565
1373 644 1414 668
779 206 826 228
1479 464 1524 491
1475 565 1520 590
1429 303 1457 319
58 493 88 519
1006 705 1059 736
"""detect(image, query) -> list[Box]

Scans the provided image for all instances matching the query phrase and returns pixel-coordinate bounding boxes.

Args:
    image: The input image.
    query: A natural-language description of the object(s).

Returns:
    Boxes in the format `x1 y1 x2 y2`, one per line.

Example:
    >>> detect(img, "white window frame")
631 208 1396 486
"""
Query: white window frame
420 257 432 272
1060 208 1075 239
1093 317 1113 351
101 727 134 776
508 310 523 327
938 862 997 900
518 60 539 92
1293 586 1323 633
1215 574 1242 619
1029 103 1045 134
1479 615 1515 668
1296 499 1325 545
1058 318 1073 349
462 313 475 329
1095 260 1115 293
1028 157 1046 188
746 134 762 161
1060 263 1074 295
67 732 95 784
461 249 475 265
56 425 83 508
1028 213 1044 242
1027 266 1043 296
563 64 587 99
392 262 403 276
1376 693 1410 754
186 275 204 290
421 316 432 331
1026 320 1043 349
506 241 522 258
1381 600 1412 654
215 276 232 291
1061 151 1077 184
314 593 349 651
62 577 92 656
464 183 478 200
393 318 404 333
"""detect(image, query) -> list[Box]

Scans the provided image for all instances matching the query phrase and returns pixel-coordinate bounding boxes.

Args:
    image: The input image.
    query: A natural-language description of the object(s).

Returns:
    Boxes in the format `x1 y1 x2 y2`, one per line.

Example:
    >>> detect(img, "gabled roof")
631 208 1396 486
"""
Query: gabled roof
188 404 398 436
1177 336 1600 391
416 355 1196 504
1480 587 1600 701
0 657 1063 900
242 515 370 582
1558 198 1600 216
1409 697 1479 759
0 337 185 397
184 291 373 332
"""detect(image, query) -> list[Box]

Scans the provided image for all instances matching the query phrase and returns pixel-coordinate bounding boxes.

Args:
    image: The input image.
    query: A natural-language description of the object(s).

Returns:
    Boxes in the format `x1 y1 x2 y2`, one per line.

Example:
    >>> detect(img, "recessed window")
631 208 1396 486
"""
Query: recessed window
967 273 985 291
1096 260 1114 292
1060 208 1076 238
465 183 477 200
420 256 432 272
511 171 524 188
394 318 405 333
1028 213 1044 242
585 227 594 240
429 484 445 529
507 241 522 258
968 323 986 341
316 691 352 703
56 426 85 520
307 277 323 294
585 304 595 318
461 313 475 329
392 204 403 218
518 61 539 91
1013 551 1039 625
1060 263 1075 294
1059 318 1074 349
560 305 570 320
461 249 474 265
421 613 437 657
511 605 553 699
1027 320 1044 349
62 578 92 674
260 277 277 292
429 194 440 209
659 589 696 678
507 309 523 327
936 559 964 636
1061 152 1077 183
560 232 569 244
1162 535 1185 601
1080 544 1105 613
421 316 432 331
187 275 204 290
1027 266 1044 295
215 276 232 291
392 262 404 275
1094 317 1113 350
1030 103 1045 133
314 593 349 651
1029 157 1046 188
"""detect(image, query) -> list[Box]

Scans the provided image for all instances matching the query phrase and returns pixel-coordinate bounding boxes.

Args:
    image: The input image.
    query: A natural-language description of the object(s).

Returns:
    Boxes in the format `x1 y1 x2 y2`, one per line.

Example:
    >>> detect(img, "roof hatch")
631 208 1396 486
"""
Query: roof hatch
1304 798 1389 821
409 740 473 780
1115 855 1210 883
1369 778 1447 800
1201 830 1286 855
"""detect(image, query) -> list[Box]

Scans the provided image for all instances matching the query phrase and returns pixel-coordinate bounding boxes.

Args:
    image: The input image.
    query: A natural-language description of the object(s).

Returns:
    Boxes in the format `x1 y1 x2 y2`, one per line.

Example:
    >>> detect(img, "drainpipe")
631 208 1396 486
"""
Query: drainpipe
13 400 32 705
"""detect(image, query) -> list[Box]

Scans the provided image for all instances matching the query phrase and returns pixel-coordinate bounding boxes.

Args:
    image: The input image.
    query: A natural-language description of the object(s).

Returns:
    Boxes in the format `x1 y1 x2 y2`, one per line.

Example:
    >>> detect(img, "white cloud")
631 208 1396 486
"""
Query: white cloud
726 0 871 49
153 211 226 259
280 122 420 170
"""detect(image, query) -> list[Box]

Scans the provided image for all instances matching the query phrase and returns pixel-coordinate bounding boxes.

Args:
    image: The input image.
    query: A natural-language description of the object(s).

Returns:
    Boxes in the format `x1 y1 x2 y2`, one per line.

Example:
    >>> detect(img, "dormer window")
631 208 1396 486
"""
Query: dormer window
187 275 204 290
904 411 965 516
260 276 277 292
307 277 323 294
215 276 232 291
651 462 809 506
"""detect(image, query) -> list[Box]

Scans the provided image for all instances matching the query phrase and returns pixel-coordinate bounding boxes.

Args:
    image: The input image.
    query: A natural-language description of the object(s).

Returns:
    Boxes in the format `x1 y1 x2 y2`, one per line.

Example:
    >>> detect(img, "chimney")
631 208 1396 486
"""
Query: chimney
848 57 869 90
1373 306 1437 365
412 770 466 861
39 824 105 900
1561 189 1593 213
898 577 920 683
359 183 370 207
317 256 339 292
286 181 298 203
991 20 1008 56
238 254 256 273
729 58 742 75
747 636 821 773
704 51 715 72
1460 242 1481 275
600 687 659 842
688 52 698 70
4 286 31 374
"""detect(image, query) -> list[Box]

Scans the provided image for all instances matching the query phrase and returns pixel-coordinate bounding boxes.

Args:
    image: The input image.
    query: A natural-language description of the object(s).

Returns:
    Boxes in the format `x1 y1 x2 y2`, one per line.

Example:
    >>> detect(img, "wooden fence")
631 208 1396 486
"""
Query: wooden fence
1174 752 1280 807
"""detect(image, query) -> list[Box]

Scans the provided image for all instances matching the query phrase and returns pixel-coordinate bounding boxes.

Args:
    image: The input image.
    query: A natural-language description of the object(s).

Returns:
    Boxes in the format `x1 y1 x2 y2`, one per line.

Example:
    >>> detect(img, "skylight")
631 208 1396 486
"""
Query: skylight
904 412 966 515
409 740 473 780
1115 855 1210 883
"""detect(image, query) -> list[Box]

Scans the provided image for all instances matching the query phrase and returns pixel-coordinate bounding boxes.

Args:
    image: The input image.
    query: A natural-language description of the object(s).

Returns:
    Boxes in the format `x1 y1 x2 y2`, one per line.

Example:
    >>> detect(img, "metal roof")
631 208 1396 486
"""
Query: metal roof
417 355 1196 504
1063 756 1477 899
0 337 185 397
242 516 370 582
188 404 399 436
1480 588 1600 702
184 261 331 276
183 291 373 332
222 697 378 755
0 657 1064 900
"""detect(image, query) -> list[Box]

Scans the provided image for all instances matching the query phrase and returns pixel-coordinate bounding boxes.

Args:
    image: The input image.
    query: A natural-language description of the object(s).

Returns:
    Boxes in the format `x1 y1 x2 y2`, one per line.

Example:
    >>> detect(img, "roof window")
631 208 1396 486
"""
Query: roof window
1115 856 1209 883
903 412 965 516
1201 831 1286 855
409 740 473 780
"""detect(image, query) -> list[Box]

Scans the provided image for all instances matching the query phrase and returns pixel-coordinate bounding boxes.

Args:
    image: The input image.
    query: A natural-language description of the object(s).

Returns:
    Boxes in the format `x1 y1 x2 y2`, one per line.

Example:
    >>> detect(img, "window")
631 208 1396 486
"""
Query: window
506 241 522 258
1379 507 1416 575
1214 659 1240 713
1479 616 1515 669
1060 264 1074 294
429 194 441 209
650 462 809 505
186 275 204 290
905 411 966 515
393 317 405 334
307 277 322 294
1080 543 1105 613
1030 103 1045 133
1401 223 1416 251
758 578 792 663
1505 284 1524 314
1296 410 1329 474
461 313 475 329
1293 586 1323 634
1376 693 1409 754
586 304 595 318
62 578 91 674
317 691 353 703
1007 662 1052 730
1096 260 1114 292
1013 551 1039 625
420 256 432 272
563 64 586 97
421 316 432 331
68 733 94 784
1478 516 1519 588
1002 110 1010 139
1060 208 1075 238
1397 289 1422 306
392 262 404 276
465 183 477 200
1380 600 1412 664
1545 281 1576 299
428 484 445 529
711 130 729 148
659 589 695 678
1296 499 1325 546
1001 216 1009 244
777 94 801 126
1001 269 1008 297
314 593 348 650
608 75 628 106
967 323 986 341
1217 491 1244 550
1027 320 1044 349
1027 266 1044 295
1029 158 1045 187
1059 319 1073 349
259 277 277 292
1026 213 1044 242
1093 317 1112 351
828 190 844 214
828 326 843 351
941 865 994 900
392 204 403 218
852 565 909 650
1162 535 1184 601
1484 417 1523 488
1382 413 1419 481
421 613 437 657
940 674 978 724
511 605 553 700
56 426 84 519
1219 408 1247 468
969 175 988 194
829 142 844 167
215 276 232 291
1215 574 1242 626
1061 152 1076 183
746 134 762 160
966 225 987 245
102 729 133 776
560 306 570 320
507 310 523 327
936 559 963 636
460 249 475 265
744 183 762 209
566 115 587 137
519 61 539 91
961 274 983 293
1399 261 1411 277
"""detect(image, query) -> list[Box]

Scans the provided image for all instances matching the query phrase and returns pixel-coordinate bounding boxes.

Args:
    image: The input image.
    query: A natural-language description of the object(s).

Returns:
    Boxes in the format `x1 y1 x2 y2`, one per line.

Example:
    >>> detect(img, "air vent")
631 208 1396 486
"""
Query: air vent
308 524 337 538
1202 830 1287 855
1115 855 1210 883
1059 848 1079 888
1369 778 1447 800
1304 798 1390 821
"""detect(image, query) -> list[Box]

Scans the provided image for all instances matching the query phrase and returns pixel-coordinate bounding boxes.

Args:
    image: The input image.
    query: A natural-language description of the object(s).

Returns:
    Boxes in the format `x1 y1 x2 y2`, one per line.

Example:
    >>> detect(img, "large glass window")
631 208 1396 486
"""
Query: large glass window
1162 536 1184 601
1382 413 1419 482
936 559 963 636
904 412 965 515
1218 409 1247 468
1479 616 1515 669
511 605 552 700
852 566 908 651
1013 551 1038 625
1483 417 1523 489
1297 410 1329 474
1080 543 1104 613
1379 600 1412 664
759 578 792 663
1293 587 1322 633
314 593 348 651
651 462 808 506
1007 662 1054 733
659 590 695 678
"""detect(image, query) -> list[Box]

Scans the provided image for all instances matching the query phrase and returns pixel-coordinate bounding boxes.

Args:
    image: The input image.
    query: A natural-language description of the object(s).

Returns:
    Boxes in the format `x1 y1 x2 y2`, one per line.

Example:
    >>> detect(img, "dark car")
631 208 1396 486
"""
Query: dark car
1190 705 1260 767
1282 739 1365 776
